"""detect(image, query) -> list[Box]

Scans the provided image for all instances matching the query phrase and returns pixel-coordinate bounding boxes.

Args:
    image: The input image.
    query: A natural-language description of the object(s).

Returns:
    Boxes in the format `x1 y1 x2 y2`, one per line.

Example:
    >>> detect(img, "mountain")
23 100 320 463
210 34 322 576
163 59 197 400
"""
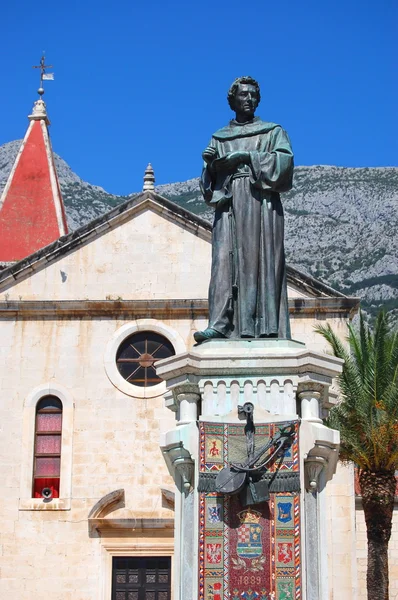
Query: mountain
0 140 129 231
156 168 398 320
1 140 397 319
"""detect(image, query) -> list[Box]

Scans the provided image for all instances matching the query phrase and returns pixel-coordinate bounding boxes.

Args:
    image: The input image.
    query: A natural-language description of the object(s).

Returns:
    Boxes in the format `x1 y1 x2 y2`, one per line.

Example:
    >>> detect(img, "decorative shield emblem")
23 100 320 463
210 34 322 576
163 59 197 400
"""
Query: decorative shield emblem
208 581 222 600
206 543 222 564
277 542 293 564
206 437 222 460
277 581 294 599
277 502 292 523
208 505 222 523
237 509 263 559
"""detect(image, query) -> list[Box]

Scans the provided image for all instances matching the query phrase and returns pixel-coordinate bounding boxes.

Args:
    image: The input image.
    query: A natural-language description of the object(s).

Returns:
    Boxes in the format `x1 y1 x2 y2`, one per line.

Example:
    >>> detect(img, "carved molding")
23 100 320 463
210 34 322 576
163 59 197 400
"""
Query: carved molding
298 385 324 396
172 382 201 403
161 487 175 510
304 440 339 491
304 457 328 491
164 382 201 414
162 441 194 492
88 489 125 519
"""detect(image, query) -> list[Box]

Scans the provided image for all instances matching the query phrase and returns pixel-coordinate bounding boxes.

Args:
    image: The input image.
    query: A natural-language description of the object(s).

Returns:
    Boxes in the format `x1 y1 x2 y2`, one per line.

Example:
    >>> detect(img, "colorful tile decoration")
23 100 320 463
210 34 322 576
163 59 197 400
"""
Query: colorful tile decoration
199 421 301 600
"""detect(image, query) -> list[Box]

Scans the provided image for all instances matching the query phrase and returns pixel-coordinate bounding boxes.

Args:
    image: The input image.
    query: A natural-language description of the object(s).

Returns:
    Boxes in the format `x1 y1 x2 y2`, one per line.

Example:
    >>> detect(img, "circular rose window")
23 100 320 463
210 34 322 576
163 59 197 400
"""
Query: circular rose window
116 331 175 387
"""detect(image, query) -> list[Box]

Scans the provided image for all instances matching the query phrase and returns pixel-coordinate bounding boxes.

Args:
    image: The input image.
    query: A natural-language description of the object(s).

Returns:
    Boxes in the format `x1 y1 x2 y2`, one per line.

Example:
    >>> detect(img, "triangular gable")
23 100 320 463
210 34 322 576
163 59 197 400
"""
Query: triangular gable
0 190 347 303
0 191 211 301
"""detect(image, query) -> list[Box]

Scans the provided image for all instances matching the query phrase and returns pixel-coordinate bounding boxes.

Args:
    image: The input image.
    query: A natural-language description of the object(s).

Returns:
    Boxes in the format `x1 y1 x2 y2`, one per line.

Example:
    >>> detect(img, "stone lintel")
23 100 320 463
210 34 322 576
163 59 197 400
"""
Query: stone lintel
89 518 174 537
0 299 208 318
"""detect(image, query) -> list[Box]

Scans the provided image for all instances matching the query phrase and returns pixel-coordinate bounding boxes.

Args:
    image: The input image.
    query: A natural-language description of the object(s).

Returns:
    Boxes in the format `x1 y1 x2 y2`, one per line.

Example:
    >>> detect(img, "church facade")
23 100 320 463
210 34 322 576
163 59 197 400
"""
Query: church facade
0 94 397 600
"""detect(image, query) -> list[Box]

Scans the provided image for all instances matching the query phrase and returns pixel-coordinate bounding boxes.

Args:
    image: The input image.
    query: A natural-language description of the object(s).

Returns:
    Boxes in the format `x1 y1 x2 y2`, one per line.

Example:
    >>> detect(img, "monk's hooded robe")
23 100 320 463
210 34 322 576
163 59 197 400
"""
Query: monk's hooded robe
200 116 293 339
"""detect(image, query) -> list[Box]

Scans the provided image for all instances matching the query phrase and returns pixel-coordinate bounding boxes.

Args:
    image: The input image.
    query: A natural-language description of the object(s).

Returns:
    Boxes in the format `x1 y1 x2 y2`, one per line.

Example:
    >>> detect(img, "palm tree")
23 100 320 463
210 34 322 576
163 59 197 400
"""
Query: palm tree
315 311 398 600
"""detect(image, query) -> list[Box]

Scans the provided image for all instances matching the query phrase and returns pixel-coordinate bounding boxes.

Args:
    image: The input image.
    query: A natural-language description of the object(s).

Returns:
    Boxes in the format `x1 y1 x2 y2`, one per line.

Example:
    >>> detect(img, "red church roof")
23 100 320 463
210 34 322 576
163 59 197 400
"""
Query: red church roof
0 98 68 262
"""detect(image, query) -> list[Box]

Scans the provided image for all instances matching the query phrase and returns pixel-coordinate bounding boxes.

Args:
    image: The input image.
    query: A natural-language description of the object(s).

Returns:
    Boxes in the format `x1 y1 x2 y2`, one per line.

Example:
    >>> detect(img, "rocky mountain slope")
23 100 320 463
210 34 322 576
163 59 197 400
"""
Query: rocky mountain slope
0 140 128 231
1 140 397 319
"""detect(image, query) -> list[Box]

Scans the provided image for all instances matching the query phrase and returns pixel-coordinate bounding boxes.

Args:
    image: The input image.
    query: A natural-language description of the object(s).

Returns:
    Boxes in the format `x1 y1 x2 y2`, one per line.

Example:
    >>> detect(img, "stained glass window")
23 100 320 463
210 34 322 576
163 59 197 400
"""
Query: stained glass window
116 332 175 387
33 396 62 498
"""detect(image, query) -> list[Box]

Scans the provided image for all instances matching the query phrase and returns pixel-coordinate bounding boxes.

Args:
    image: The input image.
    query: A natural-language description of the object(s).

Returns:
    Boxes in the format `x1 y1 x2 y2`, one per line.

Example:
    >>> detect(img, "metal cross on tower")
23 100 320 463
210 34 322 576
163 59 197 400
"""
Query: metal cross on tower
32 54 54 96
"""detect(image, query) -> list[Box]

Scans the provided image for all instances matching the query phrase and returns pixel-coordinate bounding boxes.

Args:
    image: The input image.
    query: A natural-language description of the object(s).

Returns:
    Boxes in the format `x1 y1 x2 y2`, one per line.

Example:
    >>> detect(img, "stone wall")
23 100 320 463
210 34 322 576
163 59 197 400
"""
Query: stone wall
0 310 349 599
0 203 369 599
326 462 357 599
0 315 178 599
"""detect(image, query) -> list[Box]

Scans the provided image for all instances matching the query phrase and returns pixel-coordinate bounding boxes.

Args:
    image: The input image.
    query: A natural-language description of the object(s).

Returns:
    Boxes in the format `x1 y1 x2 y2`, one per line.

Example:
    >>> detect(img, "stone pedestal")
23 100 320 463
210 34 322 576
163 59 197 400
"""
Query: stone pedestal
158 340 342 600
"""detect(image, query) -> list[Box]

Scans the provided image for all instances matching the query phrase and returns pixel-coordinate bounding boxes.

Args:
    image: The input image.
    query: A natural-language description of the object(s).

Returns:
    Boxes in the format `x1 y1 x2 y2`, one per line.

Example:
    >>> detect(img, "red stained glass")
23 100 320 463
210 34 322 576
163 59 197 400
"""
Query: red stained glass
33 477 60 498
36 413 62 432
33 397 63 498
35 456 60 477
35 435 61 454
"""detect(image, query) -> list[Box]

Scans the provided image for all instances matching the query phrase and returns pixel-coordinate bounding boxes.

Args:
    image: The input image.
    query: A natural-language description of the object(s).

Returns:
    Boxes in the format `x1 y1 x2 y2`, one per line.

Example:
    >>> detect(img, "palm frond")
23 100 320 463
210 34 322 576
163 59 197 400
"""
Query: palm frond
315 311 398 471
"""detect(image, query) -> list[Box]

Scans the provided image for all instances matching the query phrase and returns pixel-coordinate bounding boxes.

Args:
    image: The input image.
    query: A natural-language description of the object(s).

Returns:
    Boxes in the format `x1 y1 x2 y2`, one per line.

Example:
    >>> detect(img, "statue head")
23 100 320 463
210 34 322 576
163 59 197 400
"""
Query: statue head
227 76 261 120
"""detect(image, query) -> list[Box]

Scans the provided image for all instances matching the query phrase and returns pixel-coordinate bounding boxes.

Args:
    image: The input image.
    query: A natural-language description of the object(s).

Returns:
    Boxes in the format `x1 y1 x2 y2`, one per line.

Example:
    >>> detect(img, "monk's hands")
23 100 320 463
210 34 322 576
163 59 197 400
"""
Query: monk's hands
213 151 250 173
202 148 251 174
202 146 218 165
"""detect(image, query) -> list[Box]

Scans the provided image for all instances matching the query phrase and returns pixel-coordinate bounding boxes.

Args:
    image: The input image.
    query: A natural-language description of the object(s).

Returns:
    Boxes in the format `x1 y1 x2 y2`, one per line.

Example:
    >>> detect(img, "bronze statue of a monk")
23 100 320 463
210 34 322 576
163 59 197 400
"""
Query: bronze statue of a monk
194 76 294 343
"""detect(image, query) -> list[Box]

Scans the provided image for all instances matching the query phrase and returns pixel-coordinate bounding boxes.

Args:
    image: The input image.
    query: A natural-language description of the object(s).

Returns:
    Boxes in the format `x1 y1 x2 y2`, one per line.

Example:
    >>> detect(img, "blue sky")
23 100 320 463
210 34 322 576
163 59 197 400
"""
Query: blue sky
2 0 397 194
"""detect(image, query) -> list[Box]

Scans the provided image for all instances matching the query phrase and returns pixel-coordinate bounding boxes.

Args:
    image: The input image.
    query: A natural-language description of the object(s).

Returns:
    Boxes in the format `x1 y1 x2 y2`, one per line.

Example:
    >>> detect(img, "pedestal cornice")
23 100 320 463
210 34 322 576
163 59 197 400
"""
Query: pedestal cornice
156 340 343 417
156 339 343 380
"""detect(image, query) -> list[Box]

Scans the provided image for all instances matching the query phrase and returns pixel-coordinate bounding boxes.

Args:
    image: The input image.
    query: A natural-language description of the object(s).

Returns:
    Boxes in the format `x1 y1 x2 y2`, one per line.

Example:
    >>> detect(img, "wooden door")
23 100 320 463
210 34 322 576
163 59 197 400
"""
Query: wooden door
112 557 171 600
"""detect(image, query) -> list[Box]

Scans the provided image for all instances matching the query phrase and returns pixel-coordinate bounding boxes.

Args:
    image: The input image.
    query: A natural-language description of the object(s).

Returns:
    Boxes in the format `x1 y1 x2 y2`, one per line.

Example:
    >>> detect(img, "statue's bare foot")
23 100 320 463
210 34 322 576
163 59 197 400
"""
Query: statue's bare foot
194 328 226 343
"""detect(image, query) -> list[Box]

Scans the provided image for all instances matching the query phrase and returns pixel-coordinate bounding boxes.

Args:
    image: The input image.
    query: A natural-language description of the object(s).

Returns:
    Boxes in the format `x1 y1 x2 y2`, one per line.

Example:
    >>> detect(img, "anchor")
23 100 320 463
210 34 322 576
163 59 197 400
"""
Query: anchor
215 403 295 505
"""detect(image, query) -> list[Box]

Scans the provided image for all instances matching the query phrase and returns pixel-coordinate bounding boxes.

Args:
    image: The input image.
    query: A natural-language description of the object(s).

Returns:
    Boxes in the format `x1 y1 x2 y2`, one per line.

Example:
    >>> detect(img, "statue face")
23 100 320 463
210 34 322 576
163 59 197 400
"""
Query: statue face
234 84 259 118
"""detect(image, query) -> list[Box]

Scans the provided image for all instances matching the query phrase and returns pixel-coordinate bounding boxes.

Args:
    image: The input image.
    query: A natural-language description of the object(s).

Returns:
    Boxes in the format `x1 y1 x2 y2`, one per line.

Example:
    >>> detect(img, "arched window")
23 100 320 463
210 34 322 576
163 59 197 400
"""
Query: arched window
32 395 63 499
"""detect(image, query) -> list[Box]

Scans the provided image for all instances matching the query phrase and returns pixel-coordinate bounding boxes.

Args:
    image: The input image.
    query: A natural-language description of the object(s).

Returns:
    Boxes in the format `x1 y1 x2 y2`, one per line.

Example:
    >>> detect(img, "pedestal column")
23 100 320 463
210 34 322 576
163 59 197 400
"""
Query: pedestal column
299 389 322 423
158 340 343 600
299 387 340 600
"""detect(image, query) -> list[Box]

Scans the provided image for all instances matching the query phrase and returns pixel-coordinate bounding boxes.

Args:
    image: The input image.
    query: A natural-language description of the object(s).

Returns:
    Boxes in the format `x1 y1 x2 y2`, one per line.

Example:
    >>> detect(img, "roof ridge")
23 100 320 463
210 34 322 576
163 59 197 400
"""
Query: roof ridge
0 190 210 285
